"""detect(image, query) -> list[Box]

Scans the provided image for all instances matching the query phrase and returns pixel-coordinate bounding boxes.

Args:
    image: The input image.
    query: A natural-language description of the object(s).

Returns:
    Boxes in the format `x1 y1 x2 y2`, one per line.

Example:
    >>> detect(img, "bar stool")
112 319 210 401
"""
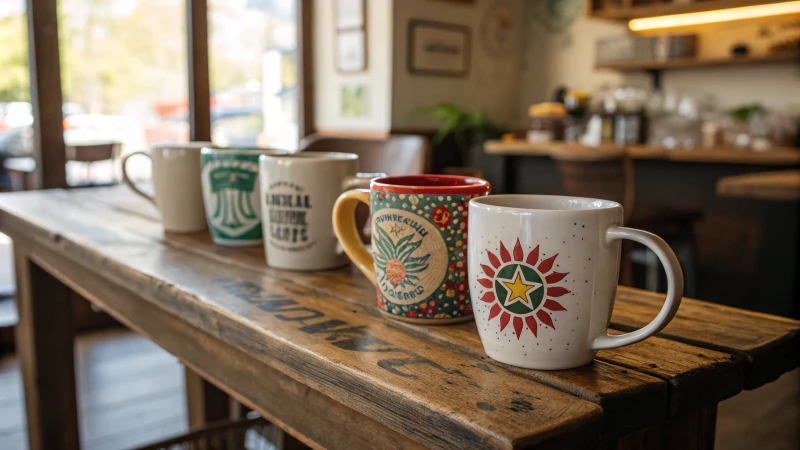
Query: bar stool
552 146 700 296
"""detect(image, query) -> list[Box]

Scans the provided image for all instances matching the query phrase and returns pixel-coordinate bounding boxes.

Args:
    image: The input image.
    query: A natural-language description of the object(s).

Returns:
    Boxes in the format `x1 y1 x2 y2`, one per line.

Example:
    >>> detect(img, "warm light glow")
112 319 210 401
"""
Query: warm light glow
629 1 800 31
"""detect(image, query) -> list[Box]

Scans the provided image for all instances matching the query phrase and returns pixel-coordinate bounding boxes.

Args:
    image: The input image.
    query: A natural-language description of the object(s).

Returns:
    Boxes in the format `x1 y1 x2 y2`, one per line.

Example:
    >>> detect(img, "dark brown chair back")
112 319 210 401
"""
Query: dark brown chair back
298 134 429 175
551 145 634 223
66 142 120 162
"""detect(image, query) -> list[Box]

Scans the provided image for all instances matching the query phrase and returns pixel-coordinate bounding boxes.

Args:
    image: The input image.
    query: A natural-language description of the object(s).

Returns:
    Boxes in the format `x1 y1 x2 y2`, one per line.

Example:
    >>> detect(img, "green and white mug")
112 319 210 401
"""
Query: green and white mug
201 147 286 246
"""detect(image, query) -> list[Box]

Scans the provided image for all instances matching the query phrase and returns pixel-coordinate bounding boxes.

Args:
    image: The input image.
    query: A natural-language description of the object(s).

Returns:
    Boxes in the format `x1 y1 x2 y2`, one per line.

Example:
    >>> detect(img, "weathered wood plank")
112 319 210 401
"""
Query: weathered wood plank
0 194 602 450
605 405 717 450
74 187 745 427
612 286 800 389
599 331 741 416
14 249 79 450
66 188 673 437
16 234 421 450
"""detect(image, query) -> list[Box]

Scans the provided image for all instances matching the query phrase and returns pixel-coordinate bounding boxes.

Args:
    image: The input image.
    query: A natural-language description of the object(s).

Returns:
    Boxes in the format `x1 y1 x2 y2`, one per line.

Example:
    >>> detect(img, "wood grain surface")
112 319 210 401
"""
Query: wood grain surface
1 187 798 449
76 188 746 428
0 191 601 449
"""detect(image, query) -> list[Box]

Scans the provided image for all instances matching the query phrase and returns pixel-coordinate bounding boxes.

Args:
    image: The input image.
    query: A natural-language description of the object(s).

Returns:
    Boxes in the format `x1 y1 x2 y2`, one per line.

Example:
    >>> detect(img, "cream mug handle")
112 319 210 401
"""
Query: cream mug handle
121 151 156 206
333 189 376 285
591 226 684 350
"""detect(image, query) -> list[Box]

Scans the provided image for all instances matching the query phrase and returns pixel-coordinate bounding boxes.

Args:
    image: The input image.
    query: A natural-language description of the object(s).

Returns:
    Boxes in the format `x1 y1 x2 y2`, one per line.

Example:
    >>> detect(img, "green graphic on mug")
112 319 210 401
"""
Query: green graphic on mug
370 192 478 321
209 167 259 229
374 223 431 289
201 151 263 244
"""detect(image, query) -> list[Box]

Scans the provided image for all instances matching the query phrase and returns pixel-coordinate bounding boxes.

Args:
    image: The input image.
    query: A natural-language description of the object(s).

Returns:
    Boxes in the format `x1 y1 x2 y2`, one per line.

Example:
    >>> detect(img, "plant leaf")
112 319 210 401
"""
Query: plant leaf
373 225 396 258
397 238 423 261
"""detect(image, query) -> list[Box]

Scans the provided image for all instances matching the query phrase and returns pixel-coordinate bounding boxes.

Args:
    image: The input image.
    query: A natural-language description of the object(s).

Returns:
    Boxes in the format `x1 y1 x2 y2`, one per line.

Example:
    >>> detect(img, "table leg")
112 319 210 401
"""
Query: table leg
185 367 232 427
14 250 80 450
604 405 717 450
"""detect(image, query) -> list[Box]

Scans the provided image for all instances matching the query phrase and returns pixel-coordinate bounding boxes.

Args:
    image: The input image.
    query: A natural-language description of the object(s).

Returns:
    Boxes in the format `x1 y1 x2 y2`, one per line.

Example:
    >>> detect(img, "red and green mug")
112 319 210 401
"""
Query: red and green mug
333 175 490 323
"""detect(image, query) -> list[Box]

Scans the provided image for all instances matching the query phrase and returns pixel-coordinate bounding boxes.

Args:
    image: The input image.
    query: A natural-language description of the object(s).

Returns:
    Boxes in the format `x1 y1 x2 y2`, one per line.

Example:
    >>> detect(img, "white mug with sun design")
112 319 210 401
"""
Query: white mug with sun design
468 195 683 370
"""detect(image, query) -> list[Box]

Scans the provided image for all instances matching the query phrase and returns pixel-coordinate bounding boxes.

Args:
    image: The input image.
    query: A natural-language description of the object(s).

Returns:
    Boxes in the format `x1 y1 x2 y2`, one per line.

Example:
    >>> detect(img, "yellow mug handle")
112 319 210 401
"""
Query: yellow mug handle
333 189 376 286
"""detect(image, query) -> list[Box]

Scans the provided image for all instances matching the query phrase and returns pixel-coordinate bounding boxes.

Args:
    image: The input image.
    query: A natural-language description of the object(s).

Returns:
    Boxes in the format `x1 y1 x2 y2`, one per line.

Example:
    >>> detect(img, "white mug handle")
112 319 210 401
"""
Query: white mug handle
121 151 156 206
591 226 684 350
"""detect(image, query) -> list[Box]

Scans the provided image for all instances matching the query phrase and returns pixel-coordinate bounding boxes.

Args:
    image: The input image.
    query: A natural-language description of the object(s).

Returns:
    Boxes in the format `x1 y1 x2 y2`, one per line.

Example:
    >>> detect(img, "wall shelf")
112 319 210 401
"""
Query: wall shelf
596 51 800 72
590 0 792 21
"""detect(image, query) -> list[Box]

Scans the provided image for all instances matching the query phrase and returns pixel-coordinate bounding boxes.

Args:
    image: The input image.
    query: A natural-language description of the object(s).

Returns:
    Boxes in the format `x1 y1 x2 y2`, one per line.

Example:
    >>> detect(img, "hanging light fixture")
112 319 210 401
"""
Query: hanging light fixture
629 1 800 31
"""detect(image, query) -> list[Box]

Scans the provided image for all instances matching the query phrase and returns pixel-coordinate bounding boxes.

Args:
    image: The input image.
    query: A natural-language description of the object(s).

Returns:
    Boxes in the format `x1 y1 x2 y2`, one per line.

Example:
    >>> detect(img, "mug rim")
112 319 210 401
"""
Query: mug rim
371 175 490 195
470 194 621 213
259 151 358 162
201 146 286 156
151 141 212 150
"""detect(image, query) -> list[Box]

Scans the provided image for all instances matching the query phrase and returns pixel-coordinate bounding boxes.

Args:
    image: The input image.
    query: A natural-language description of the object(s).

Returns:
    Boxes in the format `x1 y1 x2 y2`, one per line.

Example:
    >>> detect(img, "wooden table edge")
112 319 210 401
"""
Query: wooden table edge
0 209 603 450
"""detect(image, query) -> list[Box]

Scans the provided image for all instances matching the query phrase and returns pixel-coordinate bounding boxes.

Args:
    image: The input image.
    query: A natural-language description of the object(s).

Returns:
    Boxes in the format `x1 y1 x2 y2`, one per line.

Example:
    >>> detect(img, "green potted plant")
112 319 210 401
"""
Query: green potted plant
416 104 506 168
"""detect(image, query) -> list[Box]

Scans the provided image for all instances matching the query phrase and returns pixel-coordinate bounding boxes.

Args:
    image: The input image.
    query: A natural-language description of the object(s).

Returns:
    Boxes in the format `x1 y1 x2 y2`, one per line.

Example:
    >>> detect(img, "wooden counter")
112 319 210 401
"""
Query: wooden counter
717 170 800 201
484 141 800 166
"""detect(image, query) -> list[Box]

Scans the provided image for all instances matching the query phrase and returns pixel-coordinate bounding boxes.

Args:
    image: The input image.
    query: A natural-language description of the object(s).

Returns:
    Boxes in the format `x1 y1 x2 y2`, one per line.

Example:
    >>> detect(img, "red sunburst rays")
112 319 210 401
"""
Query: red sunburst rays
499 242 510 263
513 239 523 261
477 241 572 340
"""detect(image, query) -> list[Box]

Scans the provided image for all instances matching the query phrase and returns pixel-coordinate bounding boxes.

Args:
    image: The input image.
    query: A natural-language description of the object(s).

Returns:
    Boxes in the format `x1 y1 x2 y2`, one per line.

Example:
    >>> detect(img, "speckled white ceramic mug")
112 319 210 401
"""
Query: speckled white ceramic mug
468 195 683 370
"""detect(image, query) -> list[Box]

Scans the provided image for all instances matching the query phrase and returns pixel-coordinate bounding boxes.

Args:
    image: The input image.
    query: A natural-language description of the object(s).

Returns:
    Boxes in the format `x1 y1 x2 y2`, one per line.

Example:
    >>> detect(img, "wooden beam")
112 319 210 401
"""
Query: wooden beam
298 0 314 138
26 0 67 189
186 0 211 142
14 250 79 450
185 367 232 427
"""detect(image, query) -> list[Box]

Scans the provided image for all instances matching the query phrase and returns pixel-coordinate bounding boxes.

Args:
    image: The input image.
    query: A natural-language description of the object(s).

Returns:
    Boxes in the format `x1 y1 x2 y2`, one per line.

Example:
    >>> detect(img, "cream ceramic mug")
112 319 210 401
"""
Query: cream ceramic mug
468 195 683 370
122 142 211 233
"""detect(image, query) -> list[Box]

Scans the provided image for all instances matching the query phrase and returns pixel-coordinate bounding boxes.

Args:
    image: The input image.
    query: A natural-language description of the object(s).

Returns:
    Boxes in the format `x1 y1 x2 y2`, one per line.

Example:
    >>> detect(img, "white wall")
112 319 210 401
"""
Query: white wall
391 0 524 130
519 3 800 119
313 0 393 132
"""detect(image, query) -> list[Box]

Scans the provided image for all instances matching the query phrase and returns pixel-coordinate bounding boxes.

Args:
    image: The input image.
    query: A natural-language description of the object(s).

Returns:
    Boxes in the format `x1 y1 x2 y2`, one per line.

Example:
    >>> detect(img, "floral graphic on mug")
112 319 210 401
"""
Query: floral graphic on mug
477 239 570 339
374 224 431 288
432 205 452 228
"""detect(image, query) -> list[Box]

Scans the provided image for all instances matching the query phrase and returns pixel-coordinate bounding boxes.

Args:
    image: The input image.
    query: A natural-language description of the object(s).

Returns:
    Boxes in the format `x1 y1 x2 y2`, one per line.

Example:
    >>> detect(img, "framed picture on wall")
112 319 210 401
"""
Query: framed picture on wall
408 20 471 77
335 0 367 73
336 0 365 30
337 29 367 73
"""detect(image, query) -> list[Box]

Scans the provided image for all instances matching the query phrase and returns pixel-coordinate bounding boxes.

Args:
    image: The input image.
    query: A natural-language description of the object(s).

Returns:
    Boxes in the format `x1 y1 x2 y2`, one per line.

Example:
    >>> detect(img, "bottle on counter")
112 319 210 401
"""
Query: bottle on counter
601 90 616 145
564 91 590 142
527 102 567 143
613 87 647 146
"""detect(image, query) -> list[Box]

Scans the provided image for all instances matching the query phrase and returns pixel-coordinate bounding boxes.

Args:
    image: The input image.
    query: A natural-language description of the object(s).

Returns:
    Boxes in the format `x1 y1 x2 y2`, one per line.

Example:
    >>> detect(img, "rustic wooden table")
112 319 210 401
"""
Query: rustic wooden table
1 187 798 450
717 170 800 201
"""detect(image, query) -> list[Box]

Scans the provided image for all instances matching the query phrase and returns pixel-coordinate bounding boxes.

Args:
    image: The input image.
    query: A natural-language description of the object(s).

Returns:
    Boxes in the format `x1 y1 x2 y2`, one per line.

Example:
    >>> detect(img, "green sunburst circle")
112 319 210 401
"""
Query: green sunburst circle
494 263 545 315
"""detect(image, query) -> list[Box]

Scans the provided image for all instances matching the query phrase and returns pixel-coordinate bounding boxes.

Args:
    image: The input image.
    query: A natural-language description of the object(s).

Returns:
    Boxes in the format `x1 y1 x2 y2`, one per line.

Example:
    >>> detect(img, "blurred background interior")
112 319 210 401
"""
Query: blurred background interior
0 0 798 449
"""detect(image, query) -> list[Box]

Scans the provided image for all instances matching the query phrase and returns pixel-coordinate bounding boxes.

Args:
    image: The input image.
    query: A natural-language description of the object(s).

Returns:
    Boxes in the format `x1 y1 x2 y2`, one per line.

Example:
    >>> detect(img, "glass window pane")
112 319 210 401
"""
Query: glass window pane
208 0 298 150
58 0 189 184
0 0 33 162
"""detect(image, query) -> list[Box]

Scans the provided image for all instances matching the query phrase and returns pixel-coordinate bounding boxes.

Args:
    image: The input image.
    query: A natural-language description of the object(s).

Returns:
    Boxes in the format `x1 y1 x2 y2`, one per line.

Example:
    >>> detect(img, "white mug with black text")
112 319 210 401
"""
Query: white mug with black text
259 152 381 271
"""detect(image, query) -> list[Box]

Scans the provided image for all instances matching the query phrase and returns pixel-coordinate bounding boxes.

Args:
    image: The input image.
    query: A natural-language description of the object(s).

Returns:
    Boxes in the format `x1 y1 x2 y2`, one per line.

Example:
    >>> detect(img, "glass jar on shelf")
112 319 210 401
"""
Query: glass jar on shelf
527 102 567 144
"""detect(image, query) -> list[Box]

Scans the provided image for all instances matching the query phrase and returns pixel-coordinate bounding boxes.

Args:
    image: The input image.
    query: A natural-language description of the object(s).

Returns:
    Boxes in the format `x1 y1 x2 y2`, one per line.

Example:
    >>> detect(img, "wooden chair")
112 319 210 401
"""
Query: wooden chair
552 145 700 296
1 142 121 191
298 134 430 175
2 157 37 191
66 142 121 185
